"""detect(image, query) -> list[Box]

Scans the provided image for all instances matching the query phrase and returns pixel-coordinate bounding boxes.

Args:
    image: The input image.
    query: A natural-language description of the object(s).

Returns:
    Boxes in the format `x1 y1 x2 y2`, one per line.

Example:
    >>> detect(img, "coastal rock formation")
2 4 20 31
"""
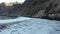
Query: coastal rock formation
0 0 60 20
20 0 60 20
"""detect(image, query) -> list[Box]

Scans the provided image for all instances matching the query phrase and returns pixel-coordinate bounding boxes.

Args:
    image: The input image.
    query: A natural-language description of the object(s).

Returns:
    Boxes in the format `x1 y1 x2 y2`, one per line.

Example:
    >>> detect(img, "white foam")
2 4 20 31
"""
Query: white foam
0 17 31 24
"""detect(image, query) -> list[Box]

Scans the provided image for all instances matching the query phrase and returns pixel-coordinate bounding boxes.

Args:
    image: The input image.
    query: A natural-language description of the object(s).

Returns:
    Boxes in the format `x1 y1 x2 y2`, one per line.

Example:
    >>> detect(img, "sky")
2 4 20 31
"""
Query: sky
0 0 25 3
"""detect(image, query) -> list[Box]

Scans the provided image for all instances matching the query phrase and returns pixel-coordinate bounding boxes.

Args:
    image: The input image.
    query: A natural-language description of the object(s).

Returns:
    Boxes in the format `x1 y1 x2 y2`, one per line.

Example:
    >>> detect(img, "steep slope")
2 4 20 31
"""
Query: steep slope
20 0 60 20
0 0 60 20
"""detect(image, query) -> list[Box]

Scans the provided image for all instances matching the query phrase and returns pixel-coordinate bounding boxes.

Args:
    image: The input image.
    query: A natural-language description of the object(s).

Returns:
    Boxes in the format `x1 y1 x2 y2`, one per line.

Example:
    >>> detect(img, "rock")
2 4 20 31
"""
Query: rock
20 0 60 20
0 0 60 20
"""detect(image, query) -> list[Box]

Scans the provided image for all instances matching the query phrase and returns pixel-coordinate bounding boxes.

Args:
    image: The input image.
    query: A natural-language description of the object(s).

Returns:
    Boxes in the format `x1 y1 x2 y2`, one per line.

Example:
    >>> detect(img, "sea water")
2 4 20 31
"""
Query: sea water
0 17 60 34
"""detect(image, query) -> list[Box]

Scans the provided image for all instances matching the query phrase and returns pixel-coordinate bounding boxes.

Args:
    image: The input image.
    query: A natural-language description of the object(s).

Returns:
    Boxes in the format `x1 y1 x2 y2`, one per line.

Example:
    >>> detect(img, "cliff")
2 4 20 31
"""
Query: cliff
0 0 60 20
20 0 60 20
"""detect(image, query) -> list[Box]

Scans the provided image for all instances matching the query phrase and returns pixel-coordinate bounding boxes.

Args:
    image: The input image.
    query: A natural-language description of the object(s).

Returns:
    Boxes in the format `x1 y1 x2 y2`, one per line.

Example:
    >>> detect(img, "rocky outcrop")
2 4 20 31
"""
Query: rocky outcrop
0 0 60 20
20 0 60 20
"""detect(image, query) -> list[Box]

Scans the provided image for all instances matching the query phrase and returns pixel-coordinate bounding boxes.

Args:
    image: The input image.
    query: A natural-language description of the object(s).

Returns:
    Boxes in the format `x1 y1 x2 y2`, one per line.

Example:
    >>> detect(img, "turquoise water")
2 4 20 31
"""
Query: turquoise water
0 17 60 34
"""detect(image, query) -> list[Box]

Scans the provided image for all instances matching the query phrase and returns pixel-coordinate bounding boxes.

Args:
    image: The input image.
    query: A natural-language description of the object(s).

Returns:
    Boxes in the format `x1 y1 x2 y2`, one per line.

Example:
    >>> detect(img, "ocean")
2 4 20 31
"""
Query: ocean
0 17 60 34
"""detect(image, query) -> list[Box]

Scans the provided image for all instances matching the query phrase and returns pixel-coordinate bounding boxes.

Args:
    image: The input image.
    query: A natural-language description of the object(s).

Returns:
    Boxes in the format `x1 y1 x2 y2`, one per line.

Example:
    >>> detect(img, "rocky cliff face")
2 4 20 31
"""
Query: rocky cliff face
0 0 60 20
20 0 60 20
